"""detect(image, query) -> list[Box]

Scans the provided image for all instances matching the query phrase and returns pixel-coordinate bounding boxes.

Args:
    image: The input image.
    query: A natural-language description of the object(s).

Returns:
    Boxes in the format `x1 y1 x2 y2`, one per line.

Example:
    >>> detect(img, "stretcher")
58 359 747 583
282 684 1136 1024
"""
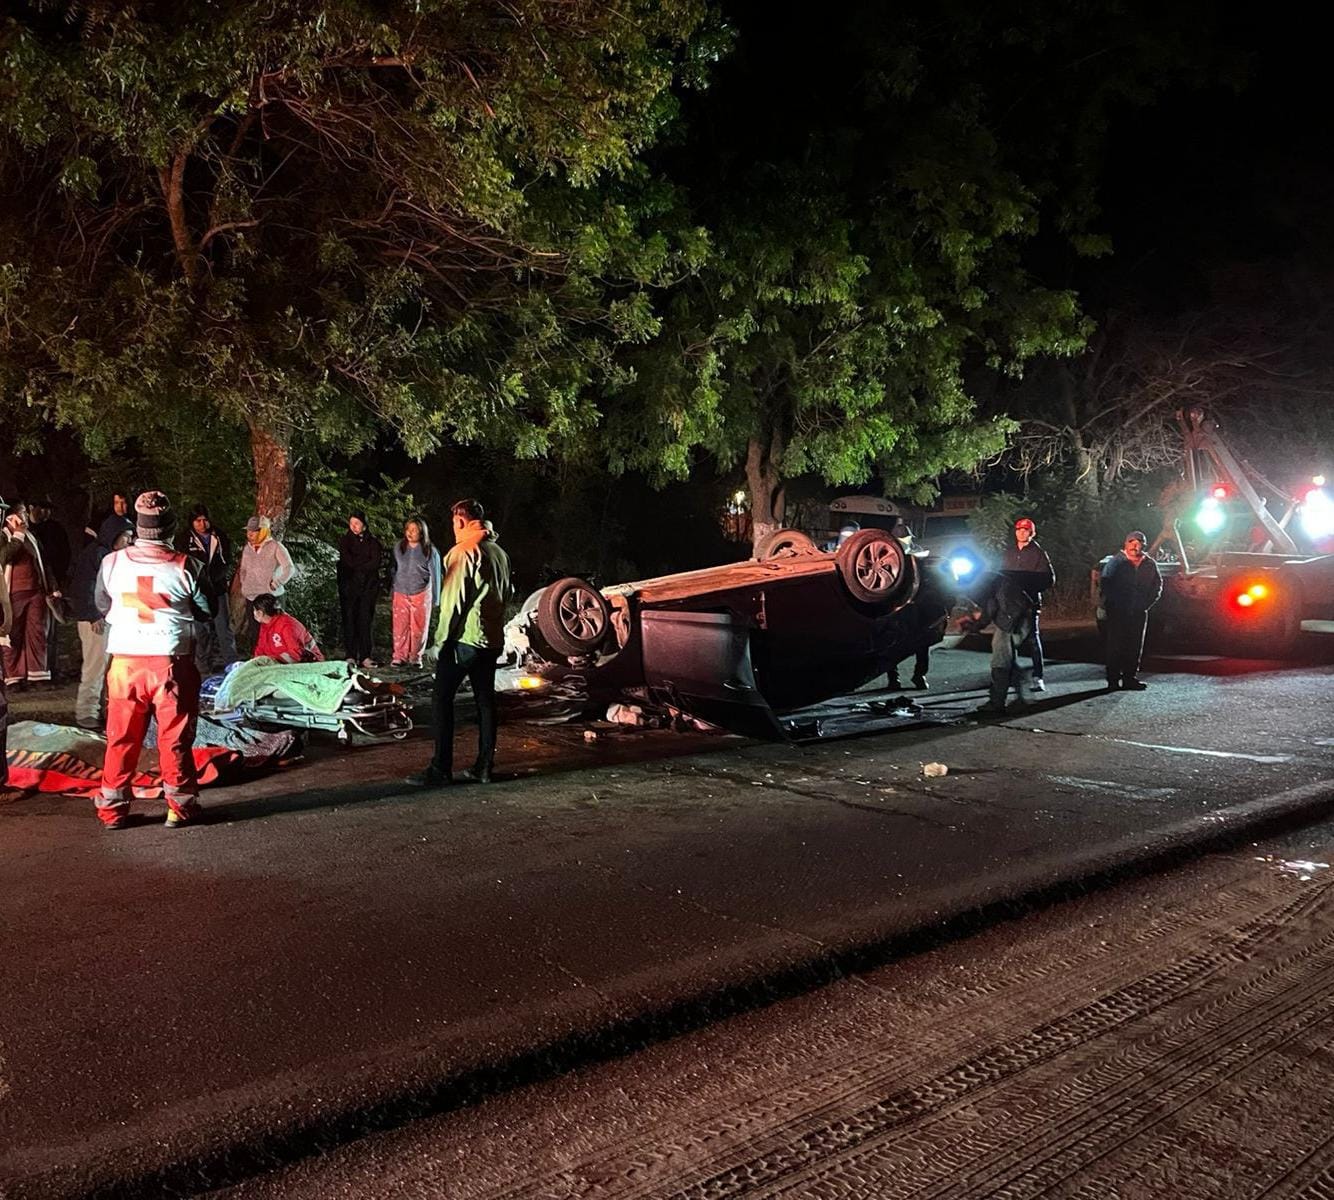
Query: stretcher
203 660 415 744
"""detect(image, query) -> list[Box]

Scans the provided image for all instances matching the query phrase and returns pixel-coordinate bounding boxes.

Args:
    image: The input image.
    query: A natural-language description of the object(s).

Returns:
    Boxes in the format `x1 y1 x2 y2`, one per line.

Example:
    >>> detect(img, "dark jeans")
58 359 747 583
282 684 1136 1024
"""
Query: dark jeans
340 581 378 663
431 642 500 777
1020 610 1045 679
1105 610 1149 684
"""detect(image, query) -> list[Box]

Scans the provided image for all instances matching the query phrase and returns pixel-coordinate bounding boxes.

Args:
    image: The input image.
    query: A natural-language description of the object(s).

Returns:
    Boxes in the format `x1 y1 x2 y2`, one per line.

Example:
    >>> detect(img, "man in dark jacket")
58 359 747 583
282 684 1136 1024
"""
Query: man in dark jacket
1099 529 1163 690
179 503 236 673
970 573 1035 715
336 510 384 667
1001 517 1055 692
68 514 133 729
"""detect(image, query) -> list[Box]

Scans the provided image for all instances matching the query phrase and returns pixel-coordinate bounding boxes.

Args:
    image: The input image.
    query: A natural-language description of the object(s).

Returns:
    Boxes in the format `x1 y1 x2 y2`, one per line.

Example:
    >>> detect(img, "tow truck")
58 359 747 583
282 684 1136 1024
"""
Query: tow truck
1093 407 1334 655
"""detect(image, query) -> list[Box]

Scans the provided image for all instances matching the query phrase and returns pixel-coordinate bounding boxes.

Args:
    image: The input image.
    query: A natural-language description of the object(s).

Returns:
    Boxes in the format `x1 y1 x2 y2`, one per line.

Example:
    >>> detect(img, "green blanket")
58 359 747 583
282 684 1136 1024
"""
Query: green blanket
214 657 358 715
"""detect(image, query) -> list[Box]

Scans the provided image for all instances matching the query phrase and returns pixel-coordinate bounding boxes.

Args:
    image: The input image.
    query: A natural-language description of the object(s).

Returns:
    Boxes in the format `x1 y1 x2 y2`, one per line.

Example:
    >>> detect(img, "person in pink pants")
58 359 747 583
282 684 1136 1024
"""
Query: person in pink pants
391 517 440 666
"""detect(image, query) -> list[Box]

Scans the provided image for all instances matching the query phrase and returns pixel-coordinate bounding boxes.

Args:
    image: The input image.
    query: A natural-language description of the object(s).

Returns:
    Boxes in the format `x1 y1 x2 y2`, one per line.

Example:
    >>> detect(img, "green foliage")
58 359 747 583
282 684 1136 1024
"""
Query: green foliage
600 0 1229 519
292 467 417 546
283 534 339 649
0 0 714 510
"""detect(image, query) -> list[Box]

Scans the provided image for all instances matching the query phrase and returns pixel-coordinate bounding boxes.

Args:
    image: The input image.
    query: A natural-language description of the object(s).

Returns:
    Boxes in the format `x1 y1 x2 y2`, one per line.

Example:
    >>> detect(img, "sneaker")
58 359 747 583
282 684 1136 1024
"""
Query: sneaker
1121 677 1148 691
1031 678 1046 693
407 768 451 788
165 809 200 828
911 676 929 690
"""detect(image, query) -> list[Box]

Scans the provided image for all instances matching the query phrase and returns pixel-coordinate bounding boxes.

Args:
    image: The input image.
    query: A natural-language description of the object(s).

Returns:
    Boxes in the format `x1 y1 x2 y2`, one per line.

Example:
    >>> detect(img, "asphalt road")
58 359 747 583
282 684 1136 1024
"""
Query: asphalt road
2 634 1333 1198
211 818 1334 1200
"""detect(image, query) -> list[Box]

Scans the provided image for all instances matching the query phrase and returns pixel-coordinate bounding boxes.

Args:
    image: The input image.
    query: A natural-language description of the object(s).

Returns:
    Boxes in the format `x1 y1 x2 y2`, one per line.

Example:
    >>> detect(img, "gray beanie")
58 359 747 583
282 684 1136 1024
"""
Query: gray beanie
135 490 175 540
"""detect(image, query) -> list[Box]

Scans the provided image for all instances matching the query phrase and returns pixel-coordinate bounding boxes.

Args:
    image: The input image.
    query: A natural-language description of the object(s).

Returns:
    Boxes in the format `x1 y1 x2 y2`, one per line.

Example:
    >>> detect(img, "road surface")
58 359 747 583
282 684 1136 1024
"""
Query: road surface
2 634 1332 1197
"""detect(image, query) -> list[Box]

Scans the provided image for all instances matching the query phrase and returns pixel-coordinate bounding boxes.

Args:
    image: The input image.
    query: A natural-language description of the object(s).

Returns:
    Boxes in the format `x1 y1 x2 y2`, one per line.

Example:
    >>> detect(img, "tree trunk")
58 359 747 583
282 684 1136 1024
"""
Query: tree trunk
745 430 787 553
247 416 294 537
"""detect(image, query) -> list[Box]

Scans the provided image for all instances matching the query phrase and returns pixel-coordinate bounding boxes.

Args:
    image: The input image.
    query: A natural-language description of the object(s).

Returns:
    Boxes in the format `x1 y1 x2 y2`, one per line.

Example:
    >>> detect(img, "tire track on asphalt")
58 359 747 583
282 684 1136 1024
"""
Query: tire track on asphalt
485 878 1325 1200
664 883 1334 1200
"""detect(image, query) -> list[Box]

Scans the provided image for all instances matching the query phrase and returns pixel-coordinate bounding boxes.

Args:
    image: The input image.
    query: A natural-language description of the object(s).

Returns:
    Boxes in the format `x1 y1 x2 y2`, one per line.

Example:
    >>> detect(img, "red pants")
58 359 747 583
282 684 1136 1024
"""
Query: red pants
2 590 50 684
98 655 201 825
392 590 430 665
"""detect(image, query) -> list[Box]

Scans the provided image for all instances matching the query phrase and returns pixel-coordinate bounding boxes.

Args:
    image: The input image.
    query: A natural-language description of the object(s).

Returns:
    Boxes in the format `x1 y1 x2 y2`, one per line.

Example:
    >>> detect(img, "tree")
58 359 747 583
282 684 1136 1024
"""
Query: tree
602 0 1227 549
0 0 714 531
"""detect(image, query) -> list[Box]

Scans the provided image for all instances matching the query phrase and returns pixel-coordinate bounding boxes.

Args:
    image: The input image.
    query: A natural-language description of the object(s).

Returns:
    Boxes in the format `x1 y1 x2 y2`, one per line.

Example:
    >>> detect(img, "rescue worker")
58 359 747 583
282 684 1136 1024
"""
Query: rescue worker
180 503 236 673
1002 516 1055 692
251 593 324 663
410 499 512 787
969 572 1035 715
67 514 134 731
336 510 383 667
94 491 211 830
1099 529 1163 691
231 515 295 656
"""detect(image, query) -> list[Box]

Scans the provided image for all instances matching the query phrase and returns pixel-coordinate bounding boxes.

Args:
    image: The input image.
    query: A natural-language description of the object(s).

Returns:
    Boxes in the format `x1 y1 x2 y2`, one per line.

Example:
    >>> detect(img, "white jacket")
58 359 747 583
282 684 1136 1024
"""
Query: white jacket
96 542 210 656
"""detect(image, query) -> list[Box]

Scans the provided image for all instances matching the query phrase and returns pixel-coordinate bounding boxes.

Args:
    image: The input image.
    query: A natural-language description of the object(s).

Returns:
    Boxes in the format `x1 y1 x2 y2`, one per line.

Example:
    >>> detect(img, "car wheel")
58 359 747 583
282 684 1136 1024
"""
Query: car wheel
754 528 819 560
536 576 612 658
835 529 910 605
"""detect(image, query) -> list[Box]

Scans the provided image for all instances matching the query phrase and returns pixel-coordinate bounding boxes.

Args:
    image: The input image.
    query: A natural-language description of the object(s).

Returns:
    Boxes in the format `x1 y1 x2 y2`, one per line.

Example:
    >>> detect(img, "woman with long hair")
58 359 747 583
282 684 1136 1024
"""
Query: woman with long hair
391 516 441 666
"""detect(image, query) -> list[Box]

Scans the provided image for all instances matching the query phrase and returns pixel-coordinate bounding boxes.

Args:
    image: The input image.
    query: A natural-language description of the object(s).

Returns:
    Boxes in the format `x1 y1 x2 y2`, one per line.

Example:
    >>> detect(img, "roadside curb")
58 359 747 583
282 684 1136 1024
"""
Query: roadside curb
18 778 1334 1200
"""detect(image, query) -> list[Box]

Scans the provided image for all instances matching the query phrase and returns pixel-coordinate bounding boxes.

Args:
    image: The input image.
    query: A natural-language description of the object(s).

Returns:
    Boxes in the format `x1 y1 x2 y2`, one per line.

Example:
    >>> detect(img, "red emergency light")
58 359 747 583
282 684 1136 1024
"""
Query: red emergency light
1210 484 1230 500
1232 582 1271 610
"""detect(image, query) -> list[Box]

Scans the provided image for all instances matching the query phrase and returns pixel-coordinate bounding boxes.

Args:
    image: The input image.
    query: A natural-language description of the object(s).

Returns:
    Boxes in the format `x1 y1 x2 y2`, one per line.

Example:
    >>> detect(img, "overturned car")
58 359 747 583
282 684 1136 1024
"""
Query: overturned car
498 528 927 738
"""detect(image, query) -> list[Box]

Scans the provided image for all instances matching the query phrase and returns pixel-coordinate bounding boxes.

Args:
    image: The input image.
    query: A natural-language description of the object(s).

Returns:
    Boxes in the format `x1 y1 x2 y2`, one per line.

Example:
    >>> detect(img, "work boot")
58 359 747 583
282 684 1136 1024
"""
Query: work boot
974 700 1007 716
407 767 451 788
1121 677 1148 691
911 675 928 690
459 762 493 784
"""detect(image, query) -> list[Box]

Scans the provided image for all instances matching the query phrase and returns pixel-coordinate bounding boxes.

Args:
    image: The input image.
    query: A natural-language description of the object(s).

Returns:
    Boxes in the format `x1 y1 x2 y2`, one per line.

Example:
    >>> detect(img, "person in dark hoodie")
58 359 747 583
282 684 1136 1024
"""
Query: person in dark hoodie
68 513 134 730
179 503 236 673
337 510 384 667
967 572 1036 716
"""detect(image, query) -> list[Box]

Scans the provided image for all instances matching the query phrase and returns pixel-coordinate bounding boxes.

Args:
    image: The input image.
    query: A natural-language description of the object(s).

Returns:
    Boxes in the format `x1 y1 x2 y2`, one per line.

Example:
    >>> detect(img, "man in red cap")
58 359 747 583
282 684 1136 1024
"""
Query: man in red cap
1001 516 1055 692
93 491 211 829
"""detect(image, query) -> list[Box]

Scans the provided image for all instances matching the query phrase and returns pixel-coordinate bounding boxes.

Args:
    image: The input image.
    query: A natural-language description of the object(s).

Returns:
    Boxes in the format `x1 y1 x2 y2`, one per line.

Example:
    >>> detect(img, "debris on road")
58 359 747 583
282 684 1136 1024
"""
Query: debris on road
923 762 949 778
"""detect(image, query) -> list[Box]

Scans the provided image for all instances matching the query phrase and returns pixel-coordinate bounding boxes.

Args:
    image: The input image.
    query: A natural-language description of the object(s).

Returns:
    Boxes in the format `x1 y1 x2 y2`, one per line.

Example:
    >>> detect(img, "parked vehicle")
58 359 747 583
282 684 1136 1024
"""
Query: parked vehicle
1091 408 1334 655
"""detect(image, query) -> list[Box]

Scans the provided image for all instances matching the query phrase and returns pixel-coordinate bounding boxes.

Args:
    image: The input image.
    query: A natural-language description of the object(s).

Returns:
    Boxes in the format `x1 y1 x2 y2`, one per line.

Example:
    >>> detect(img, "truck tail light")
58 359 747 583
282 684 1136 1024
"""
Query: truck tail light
1234 582 1271 610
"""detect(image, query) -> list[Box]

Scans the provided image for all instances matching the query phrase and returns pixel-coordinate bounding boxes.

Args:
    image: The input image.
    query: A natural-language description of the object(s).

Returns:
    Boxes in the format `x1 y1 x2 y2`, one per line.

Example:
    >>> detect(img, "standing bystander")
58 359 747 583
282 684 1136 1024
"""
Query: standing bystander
67 514 133 731
1001 517 1055 692
391 517 441 667
94 492 210 829
1099 530 1163 691
0 539 12 797
1 501 58 686
409 500 512 787
180 503 236 673
231 516 295 657
337 511 383 667
970 573 1036 715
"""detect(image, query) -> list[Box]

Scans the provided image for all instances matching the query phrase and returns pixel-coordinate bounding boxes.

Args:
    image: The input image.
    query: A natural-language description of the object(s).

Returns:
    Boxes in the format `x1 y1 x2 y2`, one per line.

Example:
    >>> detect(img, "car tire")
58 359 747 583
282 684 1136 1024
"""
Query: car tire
835 529 911 605
536 577 612 658
754 528 820 560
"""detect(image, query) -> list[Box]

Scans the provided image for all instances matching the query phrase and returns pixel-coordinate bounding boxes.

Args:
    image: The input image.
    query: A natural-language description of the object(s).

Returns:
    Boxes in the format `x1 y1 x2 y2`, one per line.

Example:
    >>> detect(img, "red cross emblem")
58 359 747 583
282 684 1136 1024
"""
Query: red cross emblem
122 576 170 623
